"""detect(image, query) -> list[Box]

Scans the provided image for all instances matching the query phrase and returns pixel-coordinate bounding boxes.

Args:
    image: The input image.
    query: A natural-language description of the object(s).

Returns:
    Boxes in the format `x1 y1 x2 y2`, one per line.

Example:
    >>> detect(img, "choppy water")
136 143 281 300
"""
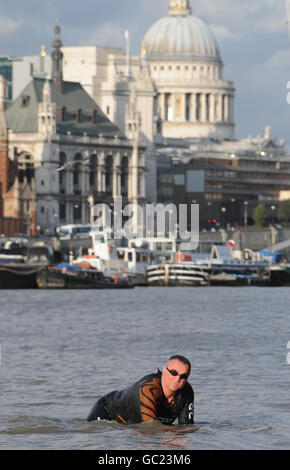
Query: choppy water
1 286 290 450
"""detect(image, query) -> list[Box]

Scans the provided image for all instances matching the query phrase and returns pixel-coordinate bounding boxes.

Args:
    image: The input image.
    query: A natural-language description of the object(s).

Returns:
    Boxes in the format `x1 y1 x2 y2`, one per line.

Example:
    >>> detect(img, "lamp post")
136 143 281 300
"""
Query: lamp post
221 206 226 229
230 198 236 227
87 193 94 225
270 205 276 224
53 212 58 236
45 195 53 235
244 201 248 228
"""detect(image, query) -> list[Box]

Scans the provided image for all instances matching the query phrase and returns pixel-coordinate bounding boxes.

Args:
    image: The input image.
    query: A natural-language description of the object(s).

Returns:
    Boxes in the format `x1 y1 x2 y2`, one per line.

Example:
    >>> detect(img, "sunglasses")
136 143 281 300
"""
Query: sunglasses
166 366 189 380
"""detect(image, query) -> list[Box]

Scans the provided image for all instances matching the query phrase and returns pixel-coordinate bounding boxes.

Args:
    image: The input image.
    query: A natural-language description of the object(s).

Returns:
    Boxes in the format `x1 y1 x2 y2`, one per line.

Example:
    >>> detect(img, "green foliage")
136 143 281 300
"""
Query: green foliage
278 200 290 224
253 204 268 228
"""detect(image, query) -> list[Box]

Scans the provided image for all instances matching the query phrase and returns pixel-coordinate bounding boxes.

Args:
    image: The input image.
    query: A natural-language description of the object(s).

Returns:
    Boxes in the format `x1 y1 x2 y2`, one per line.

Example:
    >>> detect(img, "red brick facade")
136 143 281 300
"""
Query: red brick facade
0 119 28 236
0 136 9 195
0 217 22 236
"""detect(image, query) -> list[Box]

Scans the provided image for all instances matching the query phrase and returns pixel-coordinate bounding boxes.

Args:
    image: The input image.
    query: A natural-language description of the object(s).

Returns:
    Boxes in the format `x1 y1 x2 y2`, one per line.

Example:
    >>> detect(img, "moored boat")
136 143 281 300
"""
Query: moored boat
146 262 209 287
208 272 252 286
0 264 45 289
267 264 290 286
36 263 134 289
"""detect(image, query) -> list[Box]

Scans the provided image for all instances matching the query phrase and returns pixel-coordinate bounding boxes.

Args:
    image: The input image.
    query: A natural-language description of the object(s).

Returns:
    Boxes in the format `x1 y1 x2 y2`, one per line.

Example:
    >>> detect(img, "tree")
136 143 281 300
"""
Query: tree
253 204 267 228
278 200 290 224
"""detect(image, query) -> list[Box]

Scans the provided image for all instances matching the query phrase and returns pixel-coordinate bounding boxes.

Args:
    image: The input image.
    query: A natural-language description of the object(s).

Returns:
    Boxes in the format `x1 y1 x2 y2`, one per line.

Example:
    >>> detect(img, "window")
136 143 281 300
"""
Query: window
196 94 201 122
21 95 30 107
206 94 210 121
186 94 191 121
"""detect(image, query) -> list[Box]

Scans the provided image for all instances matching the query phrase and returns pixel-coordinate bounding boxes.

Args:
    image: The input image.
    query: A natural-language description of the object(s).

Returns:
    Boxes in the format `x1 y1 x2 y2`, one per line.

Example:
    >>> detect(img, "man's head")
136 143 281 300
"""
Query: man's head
161 355 191 395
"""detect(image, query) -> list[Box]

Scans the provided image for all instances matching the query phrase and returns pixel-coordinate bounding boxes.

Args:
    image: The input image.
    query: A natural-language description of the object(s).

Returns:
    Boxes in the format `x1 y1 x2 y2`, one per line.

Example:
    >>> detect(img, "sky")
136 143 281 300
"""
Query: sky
1 0 290 150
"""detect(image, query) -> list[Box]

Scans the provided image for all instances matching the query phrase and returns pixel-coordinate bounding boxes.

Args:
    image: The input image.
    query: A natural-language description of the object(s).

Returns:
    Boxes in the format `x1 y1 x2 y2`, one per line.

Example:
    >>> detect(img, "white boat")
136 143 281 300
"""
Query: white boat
192 245 271 276
146 261 209 287
121 237 179 285
73 232 180 285
73 230 127 278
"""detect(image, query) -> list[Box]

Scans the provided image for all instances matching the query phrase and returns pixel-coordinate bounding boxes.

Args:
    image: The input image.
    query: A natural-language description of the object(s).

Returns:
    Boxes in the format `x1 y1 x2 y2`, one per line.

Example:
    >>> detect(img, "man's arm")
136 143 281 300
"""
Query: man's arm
177 386 194 425
139 377 162 421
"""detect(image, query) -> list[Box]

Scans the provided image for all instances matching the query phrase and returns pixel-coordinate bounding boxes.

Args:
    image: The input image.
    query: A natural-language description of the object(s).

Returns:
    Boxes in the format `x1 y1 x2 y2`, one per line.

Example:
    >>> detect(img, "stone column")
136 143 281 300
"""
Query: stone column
113 153 121 197
67 202 73 224
229 95 234 123
65 202 70 224
97 152 106 193
66 170 73 195
139 167 146 199
219 95 223 121
128 141 139 205
159 94 166 121
81 165 89 195
224 95 229 122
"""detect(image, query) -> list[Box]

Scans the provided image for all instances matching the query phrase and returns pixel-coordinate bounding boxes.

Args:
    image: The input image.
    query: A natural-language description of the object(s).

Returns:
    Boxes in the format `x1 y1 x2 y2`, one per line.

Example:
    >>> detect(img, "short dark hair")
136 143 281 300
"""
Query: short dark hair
168 355 191 374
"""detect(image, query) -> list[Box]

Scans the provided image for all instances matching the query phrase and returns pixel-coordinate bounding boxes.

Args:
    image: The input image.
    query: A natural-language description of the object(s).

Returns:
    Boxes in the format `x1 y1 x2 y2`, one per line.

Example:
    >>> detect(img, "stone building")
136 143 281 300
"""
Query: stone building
1 26 146 235
142 0 235 140
5 0 289 230
61 44 158 202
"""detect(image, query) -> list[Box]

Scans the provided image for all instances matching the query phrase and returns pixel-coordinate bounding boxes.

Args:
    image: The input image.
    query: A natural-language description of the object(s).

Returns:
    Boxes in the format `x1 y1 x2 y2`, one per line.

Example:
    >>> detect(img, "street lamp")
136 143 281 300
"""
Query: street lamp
221 206 226 228
87 193 94 225
53 212 58 235
244 201 248 228
270 205 276 224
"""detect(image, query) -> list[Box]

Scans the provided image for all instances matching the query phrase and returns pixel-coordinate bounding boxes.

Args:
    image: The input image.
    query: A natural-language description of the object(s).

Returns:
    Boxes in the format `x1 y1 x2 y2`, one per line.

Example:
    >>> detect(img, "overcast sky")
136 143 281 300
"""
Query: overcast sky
1 0 290 149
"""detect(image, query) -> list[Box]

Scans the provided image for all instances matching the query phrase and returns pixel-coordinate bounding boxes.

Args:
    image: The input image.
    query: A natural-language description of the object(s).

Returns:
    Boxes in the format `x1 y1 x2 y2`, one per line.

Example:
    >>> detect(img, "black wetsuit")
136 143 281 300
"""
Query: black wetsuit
87 370 194 425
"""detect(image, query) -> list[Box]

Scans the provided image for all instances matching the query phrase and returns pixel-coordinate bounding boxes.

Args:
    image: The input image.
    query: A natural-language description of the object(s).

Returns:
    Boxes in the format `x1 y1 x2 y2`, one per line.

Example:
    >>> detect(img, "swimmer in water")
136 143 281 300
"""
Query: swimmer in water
87 355 194 425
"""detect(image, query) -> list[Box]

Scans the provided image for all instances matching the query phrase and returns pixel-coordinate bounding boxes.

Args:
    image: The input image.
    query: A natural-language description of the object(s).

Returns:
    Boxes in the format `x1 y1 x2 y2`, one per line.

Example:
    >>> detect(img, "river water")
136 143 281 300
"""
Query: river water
1 286 290 450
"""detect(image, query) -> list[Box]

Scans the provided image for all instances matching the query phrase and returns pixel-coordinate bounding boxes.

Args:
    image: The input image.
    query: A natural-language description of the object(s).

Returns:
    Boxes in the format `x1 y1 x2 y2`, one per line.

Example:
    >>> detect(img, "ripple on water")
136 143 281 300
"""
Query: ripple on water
1 287 290 449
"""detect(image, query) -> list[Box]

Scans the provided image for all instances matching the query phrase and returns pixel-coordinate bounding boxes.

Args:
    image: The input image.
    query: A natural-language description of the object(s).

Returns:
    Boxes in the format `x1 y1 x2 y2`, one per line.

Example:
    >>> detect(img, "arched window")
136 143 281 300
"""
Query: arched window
89 154 97 189
18 153 35 185
73 153 82 194
59 152 67 193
